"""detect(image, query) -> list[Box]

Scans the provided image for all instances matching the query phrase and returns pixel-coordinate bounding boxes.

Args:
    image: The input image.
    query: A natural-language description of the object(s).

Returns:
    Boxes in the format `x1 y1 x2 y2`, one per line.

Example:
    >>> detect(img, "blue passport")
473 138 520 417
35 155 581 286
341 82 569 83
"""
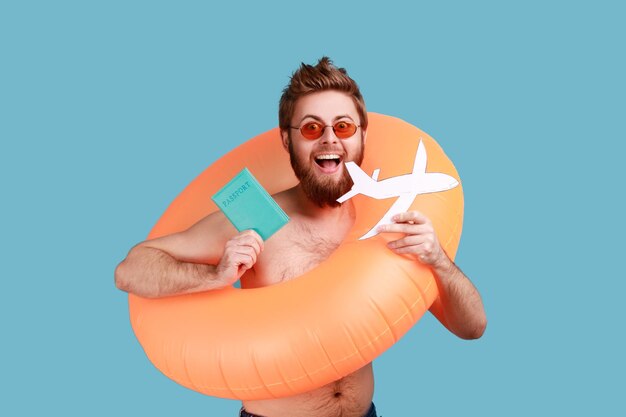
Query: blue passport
211 168 289 241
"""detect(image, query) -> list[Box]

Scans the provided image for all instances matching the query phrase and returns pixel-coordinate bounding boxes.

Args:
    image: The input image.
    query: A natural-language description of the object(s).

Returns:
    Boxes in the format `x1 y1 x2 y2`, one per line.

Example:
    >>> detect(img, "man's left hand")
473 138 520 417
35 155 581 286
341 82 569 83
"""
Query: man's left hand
378 210 487 339
377 211 447 267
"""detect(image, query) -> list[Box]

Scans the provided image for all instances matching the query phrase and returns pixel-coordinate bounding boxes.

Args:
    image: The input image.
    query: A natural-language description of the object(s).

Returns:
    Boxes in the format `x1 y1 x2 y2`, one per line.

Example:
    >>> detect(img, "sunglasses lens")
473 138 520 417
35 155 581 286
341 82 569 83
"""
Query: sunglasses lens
298 121 358 139
333 121 357 139
300 122 324 139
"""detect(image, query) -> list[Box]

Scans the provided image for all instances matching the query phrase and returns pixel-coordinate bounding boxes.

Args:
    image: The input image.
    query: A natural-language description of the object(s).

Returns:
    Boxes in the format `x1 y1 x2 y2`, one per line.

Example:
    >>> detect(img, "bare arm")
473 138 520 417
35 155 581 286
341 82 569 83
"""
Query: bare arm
377 211 487 340
425 254 486 340
115 212 263 298
115 245 226 298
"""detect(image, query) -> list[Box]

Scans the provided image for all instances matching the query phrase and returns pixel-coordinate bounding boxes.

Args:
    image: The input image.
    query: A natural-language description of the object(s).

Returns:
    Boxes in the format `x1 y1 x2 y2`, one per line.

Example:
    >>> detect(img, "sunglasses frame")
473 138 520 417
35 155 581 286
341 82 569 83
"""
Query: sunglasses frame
290 121 360 140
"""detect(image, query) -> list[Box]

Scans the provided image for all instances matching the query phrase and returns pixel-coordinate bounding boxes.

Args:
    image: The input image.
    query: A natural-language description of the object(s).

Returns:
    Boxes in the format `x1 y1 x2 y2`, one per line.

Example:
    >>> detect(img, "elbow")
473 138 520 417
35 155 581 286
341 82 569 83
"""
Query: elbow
460 316 487 340
114 259 131 293
114 249 161 298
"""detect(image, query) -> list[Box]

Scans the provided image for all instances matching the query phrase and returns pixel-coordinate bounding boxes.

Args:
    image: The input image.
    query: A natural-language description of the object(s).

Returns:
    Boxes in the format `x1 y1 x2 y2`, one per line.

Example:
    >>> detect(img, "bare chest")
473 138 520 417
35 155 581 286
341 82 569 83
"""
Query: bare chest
245 220 346 287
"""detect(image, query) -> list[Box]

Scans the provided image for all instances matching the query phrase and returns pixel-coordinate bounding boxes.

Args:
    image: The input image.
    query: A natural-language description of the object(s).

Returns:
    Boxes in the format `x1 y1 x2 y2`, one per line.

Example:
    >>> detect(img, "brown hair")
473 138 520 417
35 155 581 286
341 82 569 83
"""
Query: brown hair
279 57 367 132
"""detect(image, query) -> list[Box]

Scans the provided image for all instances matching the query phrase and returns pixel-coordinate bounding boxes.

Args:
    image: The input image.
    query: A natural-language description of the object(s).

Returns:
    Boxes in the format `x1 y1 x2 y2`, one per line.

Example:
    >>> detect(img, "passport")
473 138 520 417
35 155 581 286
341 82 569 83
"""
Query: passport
211 168 290 241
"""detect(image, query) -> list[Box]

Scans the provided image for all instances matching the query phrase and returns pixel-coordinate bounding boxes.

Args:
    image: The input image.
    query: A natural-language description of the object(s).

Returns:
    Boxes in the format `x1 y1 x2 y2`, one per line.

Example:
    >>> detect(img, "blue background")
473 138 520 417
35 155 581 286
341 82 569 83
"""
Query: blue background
2 1 624 415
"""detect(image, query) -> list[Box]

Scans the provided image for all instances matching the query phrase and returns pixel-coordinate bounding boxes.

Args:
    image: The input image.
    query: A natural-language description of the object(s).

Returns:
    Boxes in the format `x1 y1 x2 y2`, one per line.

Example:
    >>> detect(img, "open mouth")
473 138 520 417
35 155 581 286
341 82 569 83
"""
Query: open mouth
314 154 343 173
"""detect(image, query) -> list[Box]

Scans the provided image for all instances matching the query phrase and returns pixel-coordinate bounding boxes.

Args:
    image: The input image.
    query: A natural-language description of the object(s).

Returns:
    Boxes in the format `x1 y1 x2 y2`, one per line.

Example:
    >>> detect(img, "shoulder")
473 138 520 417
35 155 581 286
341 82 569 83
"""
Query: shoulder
272 187 300 216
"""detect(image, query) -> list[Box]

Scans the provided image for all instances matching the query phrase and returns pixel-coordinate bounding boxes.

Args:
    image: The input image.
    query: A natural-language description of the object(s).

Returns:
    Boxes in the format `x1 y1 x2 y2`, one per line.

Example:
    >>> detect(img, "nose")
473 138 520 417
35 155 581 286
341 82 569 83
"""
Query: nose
319 126 339 144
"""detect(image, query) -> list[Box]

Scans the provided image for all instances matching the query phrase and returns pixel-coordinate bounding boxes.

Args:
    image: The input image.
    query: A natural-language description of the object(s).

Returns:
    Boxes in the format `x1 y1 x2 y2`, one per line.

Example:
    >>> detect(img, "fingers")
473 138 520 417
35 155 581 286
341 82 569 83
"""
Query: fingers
377 211 442 265
229 252 256 272
227 230 263 262
224 246 257 269
391 211 429 225
229 230 263 251
387 235 435 255
379 211 432 233
218 230 264 282
377 222 432 235
387 237 440 264
386 234 427 250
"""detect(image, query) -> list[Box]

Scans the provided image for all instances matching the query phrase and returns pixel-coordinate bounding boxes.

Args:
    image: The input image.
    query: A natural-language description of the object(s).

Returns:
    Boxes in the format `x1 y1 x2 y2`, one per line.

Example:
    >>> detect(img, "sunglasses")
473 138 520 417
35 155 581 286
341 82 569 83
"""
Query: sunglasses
290 121 360 140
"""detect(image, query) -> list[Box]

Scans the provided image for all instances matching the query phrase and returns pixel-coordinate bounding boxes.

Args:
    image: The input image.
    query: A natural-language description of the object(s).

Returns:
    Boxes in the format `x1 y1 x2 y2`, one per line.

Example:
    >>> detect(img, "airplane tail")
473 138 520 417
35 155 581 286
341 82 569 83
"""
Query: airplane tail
337 189 358 203
336 162 377 203
346 162 376 186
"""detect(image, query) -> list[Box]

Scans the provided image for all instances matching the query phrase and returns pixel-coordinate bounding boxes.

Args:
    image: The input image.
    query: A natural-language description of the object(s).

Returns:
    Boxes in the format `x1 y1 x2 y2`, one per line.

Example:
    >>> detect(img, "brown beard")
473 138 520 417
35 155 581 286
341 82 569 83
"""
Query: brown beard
288 136 364 208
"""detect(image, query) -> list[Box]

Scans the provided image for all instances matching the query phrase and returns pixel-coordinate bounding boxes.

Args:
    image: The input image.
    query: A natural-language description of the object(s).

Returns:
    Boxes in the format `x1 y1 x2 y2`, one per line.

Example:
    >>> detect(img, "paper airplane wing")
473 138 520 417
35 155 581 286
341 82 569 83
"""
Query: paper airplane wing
359 192 417 240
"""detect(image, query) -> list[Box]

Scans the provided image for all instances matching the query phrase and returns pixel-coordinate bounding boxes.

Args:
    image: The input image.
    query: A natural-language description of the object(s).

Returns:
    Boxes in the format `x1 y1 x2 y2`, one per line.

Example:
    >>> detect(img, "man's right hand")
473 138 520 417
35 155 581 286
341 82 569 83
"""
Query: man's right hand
215 230 264 286
116 212 262 298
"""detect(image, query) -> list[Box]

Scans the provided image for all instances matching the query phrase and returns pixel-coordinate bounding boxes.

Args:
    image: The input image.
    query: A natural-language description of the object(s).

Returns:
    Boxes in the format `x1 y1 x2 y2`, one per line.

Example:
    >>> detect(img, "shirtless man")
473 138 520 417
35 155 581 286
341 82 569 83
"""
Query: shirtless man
115 57 487 417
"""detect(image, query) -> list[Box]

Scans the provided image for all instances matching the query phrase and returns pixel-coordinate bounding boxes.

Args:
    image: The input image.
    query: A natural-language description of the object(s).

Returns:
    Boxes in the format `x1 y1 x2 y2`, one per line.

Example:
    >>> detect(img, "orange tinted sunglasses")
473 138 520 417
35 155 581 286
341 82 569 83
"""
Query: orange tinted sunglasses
290 121 360 140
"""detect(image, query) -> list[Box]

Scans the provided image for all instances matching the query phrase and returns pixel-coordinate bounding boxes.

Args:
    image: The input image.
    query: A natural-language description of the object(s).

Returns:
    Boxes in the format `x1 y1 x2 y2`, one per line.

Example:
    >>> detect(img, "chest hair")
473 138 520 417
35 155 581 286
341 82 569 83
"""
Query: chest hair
275 221 342 282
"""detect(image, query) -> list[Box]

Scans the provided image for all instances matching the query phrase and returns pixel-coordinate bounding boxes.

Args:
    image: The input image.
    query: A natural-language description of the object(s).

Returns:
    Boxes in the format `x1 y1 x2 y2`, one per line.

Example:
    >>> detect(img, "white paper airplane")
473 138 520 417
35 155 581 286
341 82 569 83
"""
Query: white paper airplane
337 140 459 240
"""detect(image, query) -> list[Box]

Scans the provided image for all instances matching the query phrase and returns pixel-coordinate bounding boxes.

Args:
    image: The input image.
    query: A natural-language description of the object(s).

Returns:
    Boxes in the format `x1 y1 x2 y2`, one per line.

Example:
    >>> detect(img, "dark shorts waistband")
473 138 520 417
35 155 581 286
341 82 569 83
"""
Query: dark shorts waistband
240 402 378 417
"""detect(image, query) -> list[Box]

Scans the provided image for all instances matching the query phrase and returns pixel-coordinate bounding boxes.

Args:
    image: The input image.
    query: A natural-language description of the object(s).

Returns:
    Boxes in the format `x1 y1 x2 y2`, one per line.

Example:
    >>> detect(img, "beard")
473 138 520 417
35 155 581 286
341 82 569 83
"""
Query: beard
288 136 364 208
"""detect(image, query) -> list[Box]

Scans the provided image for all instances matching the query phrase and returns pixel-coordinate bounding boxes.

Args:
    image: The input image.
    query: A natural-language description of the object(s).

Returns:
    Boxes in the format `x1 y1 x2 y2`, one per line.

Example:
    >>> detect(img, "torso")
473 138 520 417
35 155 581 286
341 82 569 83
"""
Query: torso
239 189 374 417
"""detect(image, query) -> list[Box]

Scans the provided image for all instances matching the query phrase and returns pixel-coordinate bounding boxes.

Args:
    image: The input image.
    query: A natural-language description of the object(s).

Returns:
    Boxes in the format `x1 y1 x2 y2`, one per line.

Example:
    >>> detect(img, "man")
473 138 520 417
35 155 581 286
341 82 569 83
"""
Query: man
115 57 487 417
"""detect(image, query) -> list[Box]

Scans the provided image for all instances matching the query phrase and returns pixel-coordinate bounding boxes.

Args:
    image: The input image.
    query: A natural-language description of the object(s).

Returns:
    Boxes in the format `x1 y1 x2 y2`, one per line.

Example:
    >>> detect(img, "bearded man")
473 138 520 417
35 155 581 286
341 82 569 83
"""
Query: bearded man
115 57 486 417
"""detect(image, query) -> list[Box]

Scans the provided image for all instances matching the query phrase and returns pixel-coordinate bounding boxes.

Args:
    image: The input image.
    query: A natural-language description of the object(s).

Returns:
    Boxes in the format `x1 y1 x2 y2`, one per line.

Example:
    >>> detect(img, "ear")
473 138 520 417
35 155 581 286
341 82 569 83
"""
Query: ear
280 129 290 151
362 128 368 145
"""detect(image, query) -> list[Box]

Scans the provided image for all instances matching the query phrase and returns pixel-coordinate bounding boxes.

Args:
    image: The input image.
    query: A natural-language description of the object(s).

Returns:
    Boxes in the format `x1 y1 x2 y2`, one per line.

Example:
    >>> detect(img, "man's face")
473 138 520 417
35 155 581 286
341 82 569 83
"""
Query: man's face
282 90 366 207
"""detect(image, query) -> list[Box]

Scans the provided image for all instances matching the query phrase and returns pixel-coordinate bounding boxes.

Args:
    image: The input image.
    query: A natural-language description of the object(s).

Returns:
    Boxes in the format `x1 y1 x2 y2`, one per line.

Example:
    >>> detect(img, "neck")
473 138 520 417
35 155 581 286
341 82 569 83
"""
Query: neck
292 184 354 221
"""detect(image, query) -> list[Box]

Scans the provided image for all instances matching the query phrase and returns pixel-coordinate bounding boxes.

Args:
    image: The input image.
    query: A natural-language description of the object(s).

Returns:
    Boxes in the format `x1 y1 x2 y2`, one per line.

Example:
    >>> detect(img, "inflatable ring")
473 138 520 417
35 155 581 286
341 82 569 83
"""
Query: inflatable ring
128 113 464 400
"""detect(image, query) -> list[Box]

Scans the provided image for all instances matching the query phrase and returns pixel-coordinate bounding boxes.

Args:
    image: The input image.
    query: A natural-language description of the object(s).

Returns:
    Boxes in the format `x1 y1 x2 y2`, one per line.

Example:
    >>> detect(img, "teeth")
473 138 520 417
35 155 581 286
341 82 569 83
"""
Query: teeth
316 154 341 160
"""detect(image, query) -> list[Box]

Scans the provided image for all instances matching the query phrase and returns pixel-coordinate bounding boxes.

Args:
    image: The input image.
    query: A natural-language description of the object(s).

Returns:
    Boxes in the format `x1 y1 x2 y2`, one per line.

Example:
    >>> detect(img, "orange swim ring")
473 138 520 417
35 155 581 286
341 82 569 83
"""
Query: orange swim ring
128 113 464 400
